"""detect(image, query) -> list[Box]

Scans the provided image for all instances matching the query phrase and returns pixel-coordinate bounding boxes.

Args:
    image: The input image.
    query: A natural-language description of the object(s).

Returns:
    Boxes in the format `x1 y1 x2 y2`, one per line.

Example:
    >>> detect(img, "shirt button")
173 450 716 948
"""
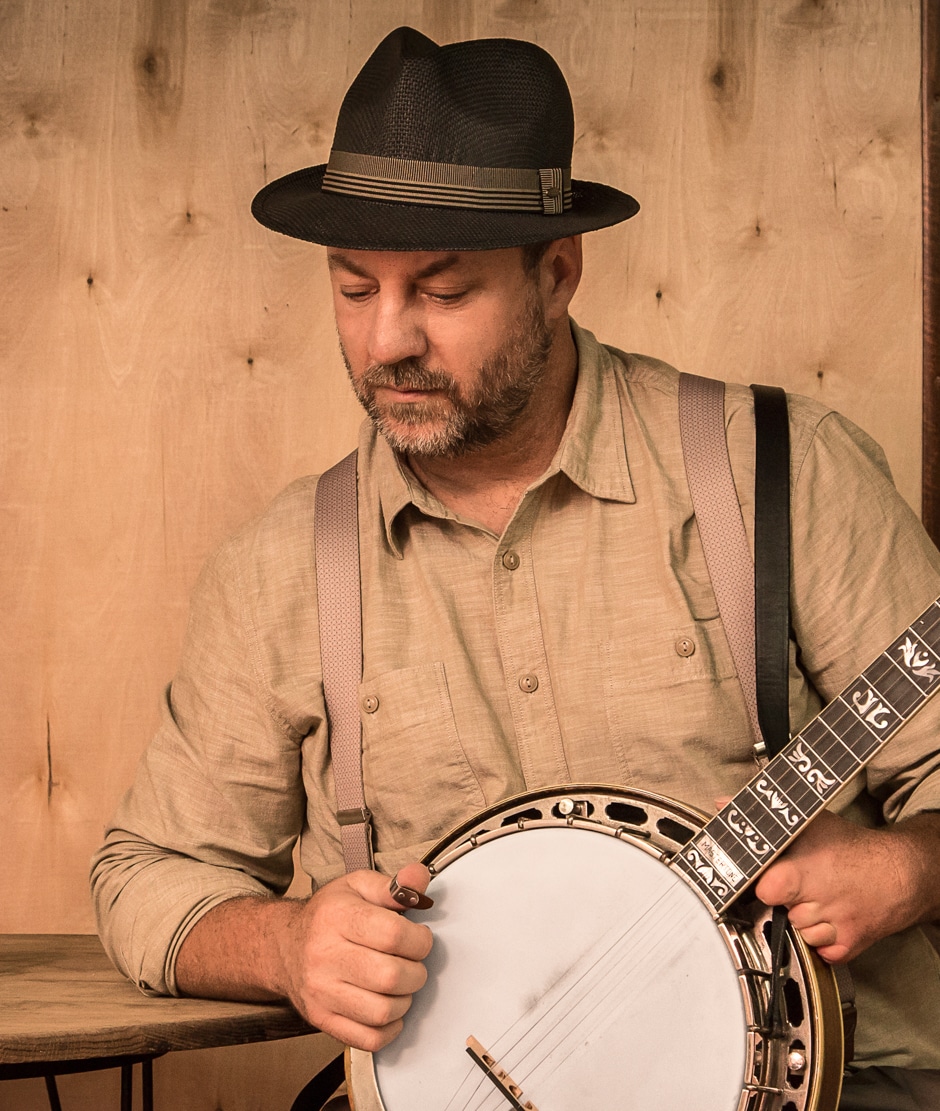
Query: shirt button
518 673 539 693
675 637 696 658
502 550 520 570
361 695 380 713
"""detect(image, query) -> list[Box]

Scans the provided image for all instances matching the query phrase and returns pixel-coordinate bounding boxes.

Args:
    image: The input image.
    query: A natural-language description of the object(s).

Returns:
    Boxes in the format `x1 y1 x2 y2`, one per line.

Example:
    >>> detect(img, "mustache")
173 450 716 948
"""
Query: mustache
358 359 456 394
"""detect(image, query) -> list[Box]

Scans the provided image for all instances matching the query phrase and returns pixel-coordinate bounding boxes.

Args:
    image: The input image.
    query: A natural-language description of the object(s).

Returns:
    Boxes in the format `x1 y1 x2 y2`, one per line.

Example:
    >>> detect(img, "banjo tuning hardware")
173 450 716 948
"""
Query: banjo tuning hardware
787 1048 808 1074
553 796 593 821
466 1036 540 1111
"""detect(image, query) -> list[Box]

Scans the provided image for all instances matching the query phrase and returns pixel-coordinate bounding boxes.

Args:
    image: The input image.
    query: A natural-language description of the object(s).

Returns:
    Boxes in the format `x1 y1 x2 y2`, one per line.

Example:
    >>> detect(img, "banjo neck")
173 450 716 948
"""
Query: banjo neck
671 596 940 916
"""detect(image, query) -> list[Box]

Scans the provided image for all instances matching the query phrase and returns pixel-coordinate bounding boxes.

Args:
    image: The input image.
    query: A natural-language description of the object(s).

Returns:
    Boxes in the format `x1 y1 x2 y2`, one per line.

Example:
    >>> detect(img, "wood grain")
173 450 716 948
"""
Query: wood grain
0 935 339 1111
0 2 927 1107
0 934 312 1064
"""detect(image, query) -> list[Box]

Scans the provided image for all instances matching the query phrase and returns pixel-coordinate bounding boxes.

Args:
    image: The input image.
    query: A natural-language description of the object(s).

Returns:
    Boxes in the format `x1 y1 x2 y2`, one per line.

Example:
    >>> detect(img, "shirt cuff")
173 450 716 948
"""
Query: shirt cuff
95 853 272 997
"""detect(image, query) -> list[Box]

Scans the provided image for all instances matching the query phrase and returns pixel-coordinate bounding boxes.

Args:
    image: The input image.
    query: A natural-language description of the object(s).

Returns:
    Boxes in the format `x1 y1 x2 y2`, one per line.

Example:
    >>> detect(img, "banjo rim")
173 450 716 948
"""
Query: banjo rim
349 784 844 1111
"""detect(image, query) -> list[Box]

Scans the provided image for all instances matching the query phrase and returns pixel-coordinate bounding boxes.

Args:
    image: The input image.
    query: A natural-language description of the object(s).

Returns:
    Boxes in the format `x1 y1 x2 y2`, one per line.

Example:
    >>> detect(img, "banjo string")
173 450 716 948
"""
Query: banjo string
444 881 691 1110
486 890 694 1094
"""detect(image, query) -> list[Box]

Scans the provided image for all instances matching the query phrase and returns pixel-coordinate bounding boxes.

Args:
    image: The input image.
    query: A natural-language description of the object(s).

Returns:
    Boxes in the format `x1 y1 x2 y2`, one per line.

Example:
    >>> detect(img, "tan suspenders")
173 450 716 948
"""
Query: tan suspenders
316 376 786 870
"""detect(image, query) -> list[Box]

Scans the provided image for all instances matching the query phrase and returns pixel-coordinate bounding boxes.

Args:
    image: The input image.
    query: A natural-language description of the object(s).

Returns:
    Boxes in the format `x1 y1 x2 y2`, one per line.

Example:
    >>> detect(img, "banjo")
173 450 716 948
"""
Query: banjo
348 596 940 1111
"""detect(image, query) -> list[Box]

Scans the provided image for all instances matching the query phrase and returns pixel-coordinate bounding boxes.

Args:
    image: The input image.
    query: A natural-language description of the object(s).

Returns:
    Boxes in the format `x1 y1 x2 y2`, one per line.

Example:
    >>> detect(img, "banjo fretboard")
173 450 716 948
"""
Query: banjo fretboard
671 598 940 915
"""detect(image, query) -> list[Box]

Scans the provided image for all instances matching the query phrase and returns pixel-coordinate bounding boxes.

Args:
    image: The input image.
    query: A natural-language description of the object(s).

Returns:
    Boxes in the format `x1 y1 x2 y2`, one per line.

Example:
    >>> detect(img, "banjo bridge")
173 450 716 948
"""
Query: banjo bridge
466 1035 540 1111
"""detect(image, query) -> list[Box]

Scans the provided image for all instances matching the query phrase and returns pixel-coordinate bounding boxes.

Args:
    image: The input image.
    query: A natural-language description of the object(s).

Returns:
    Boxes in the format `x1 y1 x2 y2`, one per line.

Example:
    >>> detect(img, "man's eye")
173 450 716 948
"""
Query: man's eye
426 290 466 303
340 288 373 301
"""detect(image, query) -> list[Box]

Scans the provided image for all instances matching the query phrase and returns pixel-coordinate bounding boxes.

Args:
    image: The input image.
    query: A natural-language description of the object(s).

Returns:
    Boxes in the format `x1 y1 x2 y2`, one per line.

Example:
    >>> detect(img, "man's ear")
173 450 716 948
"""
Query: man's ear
541 235 583 323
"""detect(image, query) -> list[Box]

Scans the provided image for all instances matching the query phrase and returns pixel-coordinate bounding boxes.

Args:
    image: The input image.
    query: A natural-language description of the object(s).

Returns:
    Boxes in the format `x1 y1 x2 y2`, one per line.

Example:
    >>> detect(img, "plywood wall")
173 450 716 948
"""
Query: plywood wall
0 0 922 1107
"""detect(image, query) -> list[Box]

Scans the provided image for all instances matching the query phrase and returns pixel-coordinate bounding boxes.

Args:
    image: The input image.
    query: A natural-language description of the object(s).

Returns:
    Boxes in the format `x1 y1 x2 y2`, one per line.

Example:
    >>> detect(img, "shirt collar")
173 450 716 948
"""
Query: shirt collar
363 319 636 558
550 321 636 504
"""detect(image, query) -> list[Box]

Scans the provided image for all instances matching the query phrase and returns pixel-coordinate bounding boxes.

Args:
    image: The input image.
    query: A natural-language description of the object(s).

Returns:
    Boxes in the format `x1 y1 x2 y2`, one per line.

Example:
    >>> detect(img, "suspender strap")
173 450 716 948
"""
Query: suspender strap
678 373 765 749
314 449 374 872
751 383 791 759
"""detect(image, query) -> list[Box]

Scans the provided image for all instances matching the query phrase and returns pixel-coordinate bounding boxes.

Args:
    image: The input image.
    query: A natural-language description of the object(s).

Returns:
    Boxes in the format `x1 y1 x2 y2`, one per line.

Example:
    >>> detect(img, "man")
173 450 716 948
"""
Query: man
92 27 940 1110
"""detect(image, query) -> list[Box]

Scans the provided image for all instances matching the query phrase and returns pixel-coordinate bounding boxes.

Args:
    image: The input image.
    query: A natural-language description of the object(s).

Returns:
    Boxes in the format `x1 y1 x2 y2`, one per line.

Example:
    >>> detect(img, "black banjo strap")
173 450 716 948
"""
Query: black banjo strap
753 384 857 1059
751 382 795 1042
751 383 792 759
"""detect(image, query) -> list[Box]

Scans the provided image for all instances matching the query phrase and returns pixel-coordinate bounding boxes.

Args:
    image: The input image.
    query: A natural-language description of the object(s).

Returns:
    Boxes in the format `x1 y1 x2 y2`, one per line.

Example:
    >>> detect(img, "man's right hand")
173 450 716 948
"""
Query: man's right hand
278 861 434 1050
174 861 434 1052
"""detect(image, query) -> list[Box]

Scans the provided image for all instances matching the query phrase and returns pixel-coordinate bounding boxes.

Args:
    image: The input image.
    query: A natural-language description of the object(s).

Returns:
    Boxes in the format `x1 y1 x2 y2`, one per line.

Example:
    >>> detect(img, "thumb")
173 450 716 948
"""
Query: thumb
345 862 433 912
390 862 434 910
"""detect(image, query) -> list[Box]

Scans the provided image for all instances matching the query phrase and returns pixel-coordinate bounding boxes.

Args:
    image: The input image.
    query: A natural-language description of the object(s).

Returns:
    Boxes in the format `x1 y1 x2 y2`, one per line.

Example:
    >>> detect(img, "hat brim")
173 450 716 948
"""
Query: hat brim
251 165 639 251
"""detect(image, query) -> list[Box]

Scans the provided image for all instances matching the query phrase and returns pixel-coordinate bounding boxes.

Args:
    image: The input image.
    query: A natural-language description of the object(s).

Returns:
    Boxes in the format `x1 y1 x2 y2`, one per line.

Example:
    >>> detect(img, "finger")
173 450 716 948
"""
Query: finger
304 964 423 1052
754 860 803 908
313 1009 406 1053
341 946 429 999
784 900 826 931
327 975 419 1027
338 891 433 961
794 921 838 949
815 939 852 964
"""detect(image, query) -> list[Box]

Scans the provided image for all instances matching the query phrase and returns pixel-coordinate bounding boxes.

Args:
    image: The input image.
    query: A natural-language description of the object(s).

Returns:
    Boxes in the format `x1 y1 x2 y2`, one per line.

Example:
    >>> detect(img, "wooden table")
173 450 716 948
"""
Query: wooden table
0 934 315 1111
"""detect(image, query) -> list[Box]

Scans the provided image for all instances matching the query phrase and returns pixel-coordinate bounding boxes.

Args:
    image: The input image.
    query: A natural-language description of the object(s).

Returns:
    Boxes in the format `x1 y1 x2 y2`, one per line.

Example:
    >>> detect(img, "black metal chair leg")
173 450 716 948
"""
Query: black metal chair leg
121 1061 133 1111
142 1057 153 1111
44 1074 63 1111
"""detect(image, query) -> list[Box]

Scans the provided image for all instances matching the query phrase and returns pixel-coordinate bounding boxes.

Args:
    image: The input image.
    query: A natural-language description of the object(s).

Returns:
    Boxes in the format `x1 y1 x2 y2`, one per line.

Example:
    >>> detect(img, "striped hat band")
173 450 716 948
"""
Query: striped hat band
322 151 572 215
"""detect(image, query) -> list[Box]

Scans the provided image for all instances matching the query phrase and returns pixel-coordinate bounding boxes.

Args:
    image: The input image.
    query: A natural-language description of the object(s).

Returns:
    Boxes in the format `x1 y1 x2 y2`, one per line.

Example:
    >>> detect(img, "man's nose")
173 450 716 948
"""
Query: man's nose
367 300 427 367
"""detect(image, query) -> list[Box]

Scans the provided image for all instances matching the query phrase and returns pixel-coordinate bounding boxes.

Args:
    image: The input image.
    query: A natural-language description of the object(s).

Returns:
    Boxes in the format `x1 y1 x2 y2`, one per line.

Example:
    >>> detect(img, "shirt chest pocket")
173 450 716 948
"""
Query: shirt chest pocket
359 662 486 852
600 615 757 802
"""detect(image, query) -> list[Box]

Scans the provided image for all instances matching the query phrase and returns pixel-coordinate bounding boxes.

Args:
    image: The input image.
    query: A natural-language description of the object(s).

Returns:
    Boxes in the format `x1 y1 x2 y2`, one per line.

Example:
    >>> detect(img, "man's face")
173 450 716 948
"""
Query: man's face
328 247 552 458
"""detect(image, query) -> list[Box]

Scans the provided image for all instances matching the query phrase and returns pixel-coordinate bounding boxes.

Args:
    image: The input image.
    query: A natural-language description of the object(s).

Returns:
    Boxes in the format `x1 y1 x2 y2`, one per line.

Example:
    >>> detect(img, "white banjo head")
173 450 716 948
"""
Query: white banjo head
350 787 843 1111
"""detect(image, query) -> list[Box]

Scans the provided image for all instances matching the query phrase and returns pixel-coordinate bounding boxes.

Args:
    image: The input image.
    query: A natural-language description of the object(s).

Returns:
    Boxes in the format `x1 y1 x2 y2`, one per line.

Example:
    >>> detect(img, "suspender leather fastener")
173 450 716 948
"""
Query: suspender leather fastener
337 806 373 827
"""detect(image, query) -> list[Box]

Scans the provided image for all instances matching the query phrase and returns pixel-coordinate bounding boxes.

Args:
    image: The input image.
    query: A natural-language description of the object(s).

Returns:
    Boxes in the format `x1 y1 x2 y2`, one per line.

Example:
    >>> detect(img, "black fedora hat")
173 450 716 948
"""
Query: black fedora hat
251 26 639 251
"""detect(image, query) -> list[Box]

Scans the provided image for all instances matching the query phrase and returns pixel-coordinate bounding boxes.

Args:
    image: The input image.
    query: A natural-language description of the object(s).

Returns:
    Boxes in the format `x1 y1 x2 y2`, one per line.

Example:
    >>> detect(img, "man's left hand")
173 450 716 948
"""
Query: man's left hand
753 809 940 964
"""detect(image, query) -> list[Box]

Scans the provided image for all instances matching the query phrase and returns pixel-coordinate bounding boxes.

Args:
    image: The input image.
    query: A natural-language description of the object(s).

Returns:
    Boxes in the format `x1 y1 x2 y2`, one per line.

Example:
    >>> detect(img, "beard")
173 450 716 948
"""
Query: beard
342 292 553 459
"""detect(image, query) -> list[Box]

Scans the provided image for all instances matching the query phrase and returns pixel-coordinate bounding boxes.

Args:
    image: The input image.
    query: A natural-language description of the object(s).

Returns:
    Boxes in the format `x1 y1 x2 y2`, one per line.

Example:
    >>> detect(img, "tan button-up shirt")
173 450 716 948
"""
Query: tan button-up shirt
93 324 940 1068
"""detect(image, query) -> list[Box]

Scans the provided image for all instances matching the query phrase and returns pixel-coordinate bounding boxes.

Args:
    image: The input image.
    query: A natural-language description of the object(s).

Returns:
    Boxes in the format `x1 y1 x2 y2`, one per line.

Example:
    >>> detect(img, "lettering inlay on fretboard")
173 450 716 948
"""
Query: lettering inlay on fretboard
670 598 940 915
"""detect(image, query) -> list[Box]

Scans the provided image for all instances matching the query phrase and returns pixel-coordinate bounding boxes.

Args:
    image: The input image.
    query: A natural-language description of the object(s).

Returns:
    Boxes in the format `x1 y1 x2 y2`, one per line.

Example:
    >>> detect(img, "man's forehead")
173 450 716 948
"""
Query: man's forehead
326 246 523 280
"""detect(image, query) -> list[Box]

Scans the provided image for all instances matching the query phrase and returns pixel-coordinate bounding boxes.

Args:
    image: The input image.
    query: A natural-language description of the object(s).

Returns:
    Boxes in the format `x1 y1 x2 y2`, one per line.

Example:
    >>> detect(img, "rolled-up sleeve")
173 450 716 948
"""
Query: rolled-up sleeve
787 406 940 822
91 520 311 996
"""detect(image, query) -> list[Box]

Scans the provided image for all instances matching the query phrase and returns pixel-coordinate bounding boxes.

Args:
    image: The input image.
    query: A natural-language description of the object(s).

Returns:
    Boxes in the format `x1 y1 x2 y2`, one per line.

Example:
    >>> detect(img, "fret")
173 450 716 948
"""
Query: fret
671 839 735 913
765 748 837 809
717 804 776 862
841 684 901 744
788 721 842 799
865 653 924 717
727 789 792 846
801 716 861 783
670 596 940 918
709 815 767 872
890 627 940 696
821 698 884 762
747 768 807 828
911 603 940 658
